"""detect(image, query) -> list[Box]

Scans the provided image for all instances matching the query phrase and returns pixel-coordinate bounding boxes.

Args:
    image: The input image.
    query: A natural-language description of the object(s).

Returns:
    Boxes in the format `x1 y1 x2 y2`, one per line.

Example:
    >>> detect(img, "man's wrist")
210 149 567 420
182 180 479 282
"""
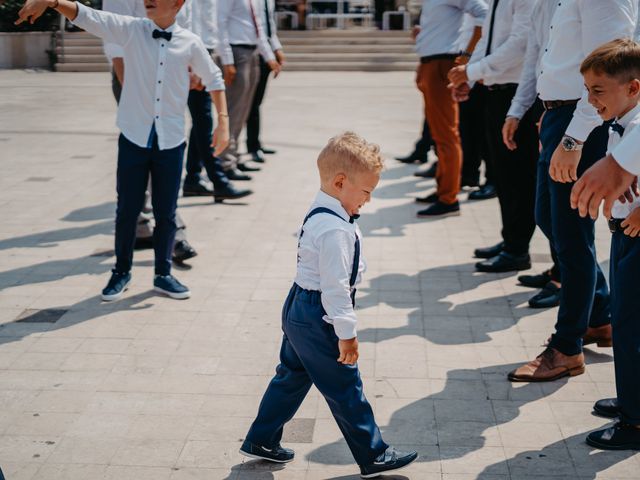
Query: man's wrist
49 0 59 9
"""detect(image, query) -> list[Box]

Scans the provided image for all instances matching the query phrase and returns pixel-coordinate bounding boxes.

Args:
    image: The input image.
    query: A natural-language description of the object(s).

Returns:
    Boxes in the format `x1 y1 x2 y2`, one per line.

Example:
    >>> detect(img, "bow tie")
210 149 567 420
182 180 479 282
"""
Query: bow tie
349 214 360 224
611 122 625 136
152 29 172 41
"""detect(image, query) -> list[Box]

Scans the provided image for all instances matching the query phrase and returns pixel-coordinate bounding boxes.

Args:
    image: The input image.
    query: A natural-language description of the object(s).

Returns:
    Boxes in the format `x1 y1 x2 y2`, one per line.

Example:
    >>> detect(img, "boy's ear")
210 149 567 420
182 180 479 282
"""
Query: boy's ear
628 78 640 97
333 173 346 190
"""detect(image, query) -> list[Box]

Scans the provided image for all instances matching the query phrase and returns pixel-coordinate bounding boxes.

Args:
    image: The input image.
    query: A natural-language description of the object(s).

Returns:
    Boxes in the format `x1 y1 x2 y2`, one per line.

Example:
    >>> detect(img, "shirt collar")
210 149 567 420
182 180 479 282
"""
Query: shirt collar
147 18 178 33
617 103 640 129
314 190 351 223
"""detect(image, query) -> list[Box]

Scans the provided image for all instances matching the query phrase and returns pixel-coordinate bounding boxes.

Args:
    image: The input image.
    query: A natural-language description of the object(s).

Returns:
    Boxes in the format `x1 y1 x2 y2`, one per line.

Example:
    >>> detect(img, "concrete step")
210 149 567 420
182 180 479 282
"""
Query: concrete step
281 37 412 45
286 52 415 62
284 44 413 53
279 29 409 37
57 54 108 64
56 46 105 55
60 37 103 47
55 62 110 72
284 61 415 71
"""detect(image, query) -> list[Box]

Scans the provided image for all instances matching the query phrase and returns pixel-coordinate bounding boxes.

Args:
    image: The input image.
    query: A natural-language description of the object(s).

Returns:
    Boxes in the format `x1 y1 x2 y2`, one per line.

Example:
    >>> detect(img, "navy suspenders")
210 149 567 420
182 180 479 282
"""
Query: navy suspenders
299 207 361 289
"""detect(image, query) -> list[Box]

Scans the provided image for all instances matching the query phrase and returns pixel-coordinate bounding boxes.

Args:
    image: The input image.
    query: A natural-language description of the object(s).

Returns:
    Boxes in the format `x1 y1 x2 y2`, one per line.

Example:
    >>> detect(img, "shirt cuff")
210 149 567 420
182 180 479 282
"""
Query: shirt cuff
565 115 599 144
466 61 484 83
506 103 525 120
331 316 357 340
612 140 640 176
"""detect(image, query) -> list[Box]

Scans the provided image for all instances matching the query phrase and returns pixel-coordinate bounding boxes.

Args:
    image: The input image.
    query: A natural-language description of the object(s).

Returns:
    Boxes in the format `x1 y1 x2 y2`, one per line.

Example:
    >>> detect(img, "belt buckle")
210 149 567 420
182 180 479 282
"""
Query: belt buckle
608 218 618 233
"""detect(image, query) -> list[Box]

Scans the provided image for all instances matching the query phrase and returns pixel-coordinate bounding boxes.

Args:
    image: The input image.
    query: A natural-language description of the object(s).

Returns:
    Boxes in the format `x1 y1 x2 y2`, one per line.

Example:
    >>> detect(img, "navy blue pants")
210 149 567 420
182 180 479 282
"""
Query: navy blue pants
536 105 611 356
610 232 640 425
246 284 388 466
185 89 231 190
115 134 184 276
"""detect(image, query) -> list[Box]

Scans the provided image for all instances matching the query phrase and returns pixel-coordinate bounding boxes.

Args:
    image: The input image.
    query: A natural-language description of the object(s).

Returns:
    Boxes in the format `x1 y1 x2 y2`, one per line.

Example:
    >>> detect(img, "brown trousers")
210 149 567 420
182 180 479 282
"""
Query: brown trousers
416 59 462 205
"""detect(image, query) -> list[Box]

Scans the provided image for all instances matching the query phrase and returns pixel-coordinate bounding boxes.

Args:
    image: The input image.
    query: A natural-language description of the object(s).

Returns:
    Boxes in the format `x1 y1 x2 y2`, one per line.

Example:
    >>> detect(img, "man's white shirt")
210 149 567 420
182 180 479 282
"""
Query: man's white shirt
609 104 640 218
101 0 146 60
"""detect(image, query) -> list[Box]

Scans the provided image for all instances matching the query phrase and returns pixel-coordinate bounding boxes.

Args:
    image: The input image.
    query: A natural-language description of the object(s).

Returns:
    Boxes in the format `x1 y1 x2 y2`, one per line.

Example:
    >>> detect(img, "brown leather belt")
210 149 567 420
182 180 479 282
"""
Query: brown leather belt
542 99 579 110
486 83 518 91
420 54 458 63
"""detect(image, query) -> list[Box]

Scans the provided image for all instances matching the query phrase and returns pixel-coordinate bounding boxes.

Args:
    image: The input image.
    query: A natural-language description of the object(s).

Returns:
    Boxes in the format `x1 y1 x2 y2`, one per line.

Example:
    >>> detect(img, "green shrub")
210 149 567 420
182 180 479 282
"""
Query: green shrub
0 0 95 32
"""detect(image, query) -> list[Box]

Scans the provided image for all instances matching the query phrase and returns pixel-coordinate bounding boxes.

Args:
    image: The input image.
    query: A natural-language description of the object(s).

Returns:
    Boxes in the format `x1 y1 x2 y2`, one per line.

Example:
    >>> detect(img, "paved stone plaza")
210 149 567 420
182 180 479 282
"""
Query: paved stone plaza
0 70 638 479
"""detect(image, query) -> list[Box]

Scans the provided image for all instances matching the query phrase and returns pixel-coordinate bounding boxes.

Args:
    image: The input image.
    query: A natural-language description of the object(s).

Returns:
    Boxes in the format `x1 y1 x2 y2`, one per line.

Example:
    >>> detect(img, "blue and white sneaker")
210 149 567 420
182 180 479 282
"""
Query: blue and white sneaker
153 274 191 300
360 447 418 478
101 271 131 301
239 440 295 463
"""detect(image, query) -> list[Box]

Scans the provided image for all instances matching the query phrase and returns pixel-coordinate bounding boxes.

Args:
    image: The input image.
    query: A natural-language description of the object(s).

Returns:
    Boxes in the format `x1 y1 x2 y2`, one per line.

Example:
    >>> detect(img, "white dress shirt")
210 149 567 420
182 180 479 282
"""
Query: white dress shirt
217 0 276 65
609 105 640 215
415 0 487 58
101 0 146 60
74 3 224 150
294 191 366 340
260 0 283 52
177 0 218 51
466 0 533 87
537 0 637 142
506 0 558 120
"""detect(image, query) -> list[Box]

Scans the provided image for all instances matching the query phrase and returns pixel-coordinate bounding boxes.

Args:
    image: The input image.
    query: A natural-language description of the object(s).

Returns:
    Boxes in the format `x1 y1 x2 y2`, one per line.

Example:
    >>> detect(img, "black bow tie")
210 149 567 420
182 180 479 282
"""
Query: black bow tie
349 214 360 224
152 29 172 41
611 122 625 136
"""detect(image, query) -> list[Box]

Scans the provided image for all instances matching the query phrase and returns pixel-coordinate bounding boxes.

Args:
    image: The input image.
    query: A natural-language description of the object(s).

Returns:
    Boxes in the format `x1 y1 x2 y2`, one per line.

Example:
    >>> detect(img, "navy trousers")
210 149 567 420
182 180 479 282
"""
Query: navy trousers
536 104 611 356
185 89 231 190
610 232 640 425
115 133 184 276
246 284 388 466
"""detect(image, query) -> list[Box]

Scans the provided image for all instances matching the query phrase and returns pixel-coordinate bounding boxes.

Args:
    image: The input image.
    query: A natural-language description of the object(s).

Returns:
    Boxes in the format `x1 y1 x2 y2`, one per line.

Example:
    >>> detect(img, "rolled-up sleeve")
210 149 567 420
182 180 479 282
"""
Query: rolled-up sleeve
317 229 358 340
190 38 225 92
612 126 640 176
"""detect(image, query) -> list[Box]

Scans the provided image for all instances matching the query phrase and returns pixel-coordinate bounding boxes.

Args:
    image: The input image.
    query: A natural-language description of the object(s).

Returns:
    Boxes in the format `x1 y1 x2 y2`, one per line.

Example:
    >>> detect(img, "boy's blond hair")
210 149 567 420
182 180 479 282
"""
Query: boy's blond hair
317 132 384 183
580 38 640 82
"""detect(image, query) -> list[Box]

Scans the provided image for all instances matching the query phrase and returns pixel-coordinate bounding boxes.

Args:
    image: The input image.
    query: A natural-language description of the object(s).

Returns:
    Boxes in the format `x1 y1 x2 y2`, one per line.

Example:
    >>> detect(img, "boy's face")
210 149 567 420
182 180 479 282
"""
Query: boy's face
144 0 183 24
584 69 640 121
334 170 380 217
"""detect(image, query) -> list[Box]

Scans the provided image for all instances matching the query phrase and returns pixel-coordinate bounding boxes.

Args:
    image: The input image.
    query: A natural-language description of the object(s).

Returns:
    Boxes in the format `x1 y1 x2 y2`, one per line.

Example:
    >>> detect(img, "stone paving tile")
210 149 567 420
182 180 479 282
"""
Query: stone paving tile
1 70 638 479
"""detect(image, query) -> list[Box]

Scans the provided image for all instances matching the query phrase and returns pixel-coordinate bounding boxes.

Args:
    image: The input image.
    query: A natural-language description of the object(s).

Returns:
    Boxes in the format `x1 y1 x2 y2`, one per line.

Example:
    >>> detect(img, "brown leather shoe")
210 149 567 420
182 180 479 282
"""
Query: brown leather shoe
545 324 613 348
508 347 585 382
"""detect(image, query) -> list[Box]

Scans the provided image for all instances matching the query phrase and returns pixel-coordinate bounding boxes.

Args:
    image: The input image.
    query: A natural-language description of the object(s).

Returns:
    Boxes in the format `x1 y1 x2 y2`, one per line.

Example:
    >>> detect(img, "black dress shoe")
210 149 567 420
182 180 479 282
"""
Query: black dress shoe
183 180 213 197
414 161 438 178
360 447 418 478
594 398 621 419
474 241 504 259
261 147 277 155
250 150 266 164
239 440 294 463
528 282 561 308
586 422 640 450
476 251 531 273
213 184 253 202
415 192 438 204
172 240 197 264
417 201 460 218
134 236 154 250
518 269 554 288
468 183 497 201
237 161 261 172
395 151 427 164
225 169 252 181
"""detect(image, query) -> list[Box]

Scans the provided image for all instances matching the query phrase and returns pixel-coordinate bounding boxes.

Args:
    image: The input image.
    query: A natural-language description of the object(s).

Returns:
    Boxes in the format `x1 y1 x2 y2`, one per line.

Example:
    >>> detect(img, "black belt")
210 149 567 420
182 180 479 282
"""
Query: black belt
420 53 458 63
230 44 257 50
608 218 625 233
542 99 579 111
486 83 518 91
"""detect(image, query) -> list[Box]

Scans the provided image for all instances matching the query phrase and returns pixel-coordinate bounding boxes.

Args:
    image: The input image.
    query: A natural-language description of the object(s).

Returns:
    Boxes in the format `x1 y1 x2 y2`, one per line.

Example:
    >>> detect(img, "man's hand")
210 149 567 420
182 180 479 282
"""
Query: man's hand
454 55 470 66
211 116 230 157
448 65 469 88
571 154 636 219
502 117 520 151
337 337 359 365
275 49 286 65
267 59 281 78
189 72 204 91
621 207 640 237
16 0 50 25
411 25 421 41
223 65 236 86
450 82 470 102
549 144 581 183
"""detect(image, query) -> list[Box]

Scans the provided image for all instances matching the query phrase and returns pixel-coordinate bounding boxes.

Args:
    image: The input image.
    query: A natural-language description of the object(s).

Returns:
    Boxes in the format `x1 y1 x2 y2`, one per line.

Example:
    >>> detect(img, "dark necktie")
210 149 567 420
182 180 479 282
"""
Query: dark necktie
485 0 500 57
152 29 172 41
264 0 273 38
248 0 260 38
611 122 625 136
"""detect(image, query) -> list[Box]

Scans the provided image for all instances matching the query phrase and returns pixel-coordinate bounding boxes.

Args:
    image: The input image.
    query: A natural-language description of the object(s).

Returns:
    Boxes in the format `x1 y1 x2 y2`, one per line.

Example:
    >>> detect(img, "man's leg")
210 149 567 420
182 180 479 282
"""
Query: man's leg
459 84 484 187
246 57 271 154
184 89 208 186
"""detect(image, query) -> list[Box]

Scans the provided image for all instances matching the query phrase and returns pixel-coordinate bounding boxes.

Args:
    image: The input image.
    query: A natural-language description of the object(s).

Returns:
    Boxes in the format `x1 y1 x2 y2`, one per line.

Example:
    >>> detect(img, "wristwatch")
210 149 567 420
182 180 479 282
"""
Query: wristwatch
561 135 583 152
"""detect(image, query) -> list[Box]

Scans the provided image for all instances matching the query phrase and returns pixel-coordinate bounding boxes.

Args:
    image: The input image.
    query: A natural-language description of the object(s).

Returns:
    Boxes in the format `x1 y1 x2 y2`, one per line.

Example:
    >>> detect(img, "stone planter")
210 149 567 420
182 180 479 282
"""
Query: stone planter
0 31 53 69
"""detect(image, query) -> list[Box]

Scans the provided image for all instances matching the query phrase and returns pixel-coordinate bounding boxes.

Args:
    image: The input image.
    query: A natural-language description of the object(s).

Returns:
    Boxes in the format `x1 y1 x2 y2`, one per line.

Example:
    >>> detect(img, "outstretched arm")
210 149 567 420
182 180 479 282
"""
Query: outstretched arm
16 0 78 25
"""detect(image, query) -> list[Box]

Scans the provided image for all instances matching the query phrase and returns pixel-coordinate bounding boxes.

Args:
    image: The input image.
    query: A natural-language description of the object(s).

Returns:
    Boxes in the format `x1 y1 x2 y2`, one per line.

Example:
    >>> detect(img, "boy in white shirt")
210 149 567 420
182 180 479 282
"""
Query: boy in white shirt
16 0 229 301
240 133 418 478
580 38 640 450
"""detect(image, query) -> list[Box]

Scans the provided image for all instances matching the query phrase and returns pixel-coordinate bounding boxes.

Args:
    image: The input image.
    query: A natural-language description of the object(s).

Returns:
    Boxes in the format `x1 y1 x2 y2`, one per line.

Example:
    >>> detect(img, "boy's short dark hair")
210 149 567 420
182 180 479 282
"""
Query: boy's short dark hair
580 38 640 82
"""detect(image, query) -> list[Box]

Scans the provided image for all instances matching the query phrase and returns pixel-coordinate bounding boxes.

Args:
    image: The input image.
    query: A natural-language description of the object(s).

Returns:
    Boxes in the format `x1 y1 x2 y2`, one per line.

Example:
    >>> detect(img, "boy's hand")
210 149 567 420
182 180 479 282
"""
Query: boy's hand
621 208 640 237
16 0 50 25
337 338 359 365
211 118 229 156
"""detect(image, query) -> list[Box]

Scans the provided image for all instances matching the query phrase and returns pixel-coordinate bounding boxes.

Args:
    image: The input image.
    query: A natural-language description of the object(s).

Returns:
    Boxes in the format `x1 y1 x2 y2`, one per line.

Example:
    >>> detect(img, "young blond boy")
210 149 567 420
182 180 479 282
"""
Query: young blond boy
580 38 640 450
240 133 417 477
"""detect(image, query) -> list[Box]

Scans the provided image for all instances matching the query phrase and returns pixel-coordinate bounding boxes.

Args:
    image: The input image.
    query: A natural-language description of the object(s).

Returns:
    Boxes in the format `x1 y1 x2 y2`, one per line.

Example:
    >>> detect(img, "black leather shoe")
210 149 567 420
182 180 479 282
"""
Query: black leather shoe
528 282 561 308
237 161 261 172
360 447 418 478
239 440 294 463
417 201 460 218
415 192 438 204
414 161 438 178
586 422 640 450
225 169 252 181
474 241 504 259
519 269 554 288
468 183 497 201
594 398 621 419
461 177 480 189
183 180 213 197
395 151 427 164
134 236 154 250
261 147 277 155
172 240 197 264
213 184 253 202
250 150 266 164
476 251 531 273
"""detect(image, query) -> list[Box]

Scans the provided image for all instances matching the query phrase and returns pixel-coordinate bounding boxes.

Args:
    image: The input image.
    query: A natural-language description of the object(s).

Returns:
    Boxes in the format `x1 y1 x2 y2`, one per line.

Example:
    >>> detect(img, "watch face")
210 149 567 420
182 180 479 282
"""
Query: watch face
563 137 575 150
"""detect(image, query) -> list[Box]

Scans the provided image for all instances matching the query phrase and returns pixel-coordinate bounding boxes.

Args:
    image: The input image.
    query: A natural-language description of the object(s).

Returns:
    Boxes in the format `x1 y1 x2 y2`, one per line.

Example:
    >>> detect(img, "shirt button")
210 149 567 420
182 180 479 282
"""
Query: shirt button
155 115 159 119
544 48 548 52
160 62 164 66
161 44 165 47
158 80 161 84
157 98 160 101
